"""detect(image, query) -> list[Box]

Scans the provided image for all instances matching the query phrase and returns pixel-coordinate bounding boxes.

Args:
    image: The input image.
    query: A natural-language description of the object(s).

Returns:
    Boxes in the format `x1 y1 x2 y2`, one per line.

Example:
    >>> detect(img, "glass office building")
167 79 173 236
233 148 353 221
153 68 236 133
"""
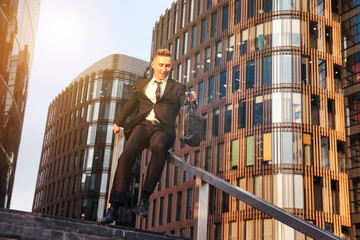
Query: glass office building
141 0 351 238
0 0 41 208
32 54 148 226
341 0 360 238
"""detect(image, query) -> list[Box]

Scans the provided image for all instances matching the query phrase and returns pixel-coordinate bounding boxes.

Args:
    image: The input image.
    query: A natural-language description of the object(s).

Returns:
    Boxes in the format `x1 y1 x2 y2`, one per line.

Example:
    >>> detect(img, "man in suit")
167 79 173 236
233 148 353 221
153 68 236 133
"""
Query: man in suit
101 49 196 224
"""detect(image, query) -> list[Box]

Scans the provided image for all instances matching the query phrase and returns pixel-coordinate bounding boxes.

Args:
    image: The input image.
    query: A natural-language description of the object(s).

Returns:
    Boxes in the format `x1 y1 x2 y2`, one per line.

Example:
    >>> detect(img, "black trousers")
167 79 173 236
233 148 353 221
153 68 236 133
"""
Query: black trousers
109 120 173 204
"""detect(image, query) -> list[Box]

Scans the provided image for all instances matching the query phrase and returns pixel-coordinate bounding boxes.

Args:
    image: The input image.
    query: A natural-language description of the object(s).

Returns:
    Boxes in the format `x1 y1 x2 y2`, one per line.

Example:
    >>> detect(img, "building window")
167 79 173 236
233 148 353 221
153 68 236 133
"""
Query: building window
177 64 182 83
227 34 234 61
217 142 224 173
238 100 246 128
194 52 200 77
254 96 263 125
264 0 272 12
232 65 240 92
167 194 172 223
263 56 272 85
255 23 264 50
215 40 222 67
198 0 203 16
159 197 164 225
231 139 238 169
212 108 219 136
321 137 329 169
301 56 311 85
194 150 200 166
235 0 241 25
167 12 171 39
211 12 217 37
207 0 212 9
176 191 182 221
183 31 188 55
248 0 255 18
314 177 323 211
175 37 180 60
240 29 248 55
186 189 192 219
205 46 211 72
174 166 178 185
317 0 324 16
174 4 178 34
246 60 255 89
201 112 207 140
225 104 232 133
309 21 318 49
192 25 197 49
272 19 300 47
272 92 302 123
201 18 207 43
151 199 157 227
246 136 254 166
318 59 326 89
208 76 214 103
220 71 226 98
181 0 186 28
263 133 272 161
222 5 229 31
198 81 204 107
185 58 190 82
215 223 222 240
189 0 194 22
205 146 211 171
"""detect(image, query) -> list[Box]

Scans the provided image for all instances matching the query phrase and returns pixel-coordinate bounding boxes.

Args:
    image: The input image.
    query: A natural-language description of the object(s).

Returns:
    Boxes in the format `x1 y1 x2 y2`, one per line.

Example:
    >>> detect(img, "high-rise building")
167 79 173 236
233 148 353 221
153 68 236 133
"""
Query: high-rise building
141 0 351 238
32 54 148 227
0 0 41 209
340 1 360 239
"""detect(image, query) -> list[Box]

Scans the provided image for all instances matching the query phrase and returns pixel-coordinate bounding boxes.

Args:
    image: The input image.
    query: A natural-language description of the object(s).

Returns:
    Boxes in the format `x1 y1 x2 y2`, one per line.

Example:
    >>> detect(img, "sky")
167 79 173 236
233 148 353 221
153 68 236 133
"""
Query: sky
11 0 175 212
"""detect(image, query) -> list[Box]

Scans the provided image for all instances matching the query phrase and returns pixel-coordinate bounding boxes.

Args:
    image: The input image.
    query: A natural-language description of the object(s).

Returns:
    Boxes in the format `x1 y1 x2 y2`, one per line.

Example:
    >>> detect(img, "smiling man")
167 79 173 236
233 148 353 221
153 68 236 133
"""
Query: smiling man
101 49 196 224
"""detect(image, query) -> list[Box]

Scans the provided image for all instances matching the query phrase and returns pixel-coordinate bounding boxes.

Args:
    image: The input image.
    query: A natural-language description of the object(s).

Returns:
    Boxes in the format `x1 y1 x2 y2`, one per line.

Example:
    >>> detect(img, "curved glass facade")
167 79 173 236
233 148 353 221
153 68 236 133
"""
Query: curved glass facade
0 0 41 208
32 55 148 226
143 0 349 238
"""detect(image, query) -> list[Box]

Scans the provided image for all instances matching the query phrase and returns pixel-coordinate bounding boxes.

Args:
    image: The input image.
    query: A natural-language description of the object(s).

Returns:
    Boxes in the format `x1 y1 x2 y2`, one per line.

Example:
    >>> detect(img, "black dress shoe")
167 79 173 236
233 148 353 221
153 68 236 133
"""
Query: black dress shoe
135 198 149 218
101 206 119 224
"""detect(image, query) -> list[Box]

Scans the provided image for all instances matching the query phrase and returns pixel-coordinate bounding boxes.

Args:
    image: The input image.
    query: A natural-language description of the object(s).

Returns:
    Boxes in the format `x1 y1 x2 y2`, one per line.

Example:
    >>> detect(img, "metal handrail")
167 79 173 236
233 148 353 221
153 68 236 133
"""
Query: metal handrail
166 154 342 240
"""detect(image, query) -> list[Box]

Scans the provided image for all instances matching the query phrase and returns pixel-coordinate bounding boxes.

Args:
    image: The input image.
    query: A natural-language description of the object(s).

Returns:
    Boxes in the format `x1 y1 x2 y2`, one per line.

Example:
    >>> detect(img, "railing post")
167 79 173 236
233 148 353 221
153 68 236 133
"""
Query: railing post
193 178 209 240
106 133 125 210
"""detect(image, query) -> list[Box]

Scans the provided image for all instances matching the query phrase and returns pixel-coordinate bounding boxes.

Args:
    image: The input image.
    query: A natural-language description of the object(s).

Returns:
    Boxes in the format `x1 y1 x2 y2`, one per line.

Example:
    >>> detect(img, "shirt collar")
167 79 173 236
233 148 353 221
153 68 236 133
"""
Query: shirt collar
152 76 168 84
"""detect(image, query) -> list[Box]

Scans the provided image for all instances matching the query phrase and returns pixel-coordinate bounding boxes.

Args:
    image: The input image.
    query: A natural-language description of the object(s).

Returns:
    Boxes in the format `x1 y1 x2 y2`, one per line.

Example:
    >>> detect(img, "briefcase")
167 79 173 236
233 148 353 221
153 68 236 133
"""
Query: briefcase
179 93 202 147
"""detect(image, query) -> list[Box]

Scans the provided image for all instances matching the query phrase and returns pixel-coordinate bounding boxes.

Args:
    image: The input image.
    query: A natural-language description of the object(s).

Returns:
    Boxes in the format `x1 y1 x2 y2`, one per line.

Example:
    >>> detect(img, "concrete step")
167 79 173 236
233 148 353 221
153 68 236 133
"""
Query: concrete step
0 208 189 240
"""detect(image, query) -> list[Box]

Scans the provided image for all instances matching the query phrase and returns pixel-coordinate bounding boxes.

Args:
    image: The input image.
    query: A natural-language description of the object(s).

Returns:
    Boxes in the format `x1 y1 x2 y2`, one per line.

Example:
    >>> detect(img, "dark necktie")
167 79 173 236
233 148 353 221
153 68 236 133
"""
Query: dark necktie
155 80 162 102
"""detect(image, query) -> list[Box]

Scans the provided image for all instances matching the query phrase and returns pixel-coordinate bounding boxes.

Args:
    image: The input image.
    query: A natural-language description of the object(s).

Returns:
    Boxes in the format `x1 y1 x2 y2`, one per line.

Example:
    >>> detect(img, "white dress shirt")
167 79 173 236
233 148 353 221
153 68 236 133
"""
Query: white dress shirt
144 76 168 122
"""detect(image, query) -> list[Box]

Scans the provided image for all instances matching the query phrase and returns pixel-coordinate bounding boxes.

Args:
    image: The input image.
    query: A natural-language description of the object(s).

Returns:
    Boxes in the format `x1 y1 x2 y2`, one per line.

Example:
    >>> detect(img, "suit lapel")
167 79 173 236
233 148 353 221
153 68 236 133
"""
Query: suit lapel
161 79 175 99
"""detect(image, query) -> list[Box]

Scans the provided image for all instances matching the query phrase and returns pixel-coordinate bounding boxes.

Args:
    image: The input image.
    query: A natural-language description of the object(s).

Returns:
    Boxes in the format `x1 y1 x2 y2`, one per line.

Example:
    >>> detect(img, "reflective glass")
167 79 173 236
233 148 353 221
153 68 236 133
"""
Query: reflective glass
233 65 240 92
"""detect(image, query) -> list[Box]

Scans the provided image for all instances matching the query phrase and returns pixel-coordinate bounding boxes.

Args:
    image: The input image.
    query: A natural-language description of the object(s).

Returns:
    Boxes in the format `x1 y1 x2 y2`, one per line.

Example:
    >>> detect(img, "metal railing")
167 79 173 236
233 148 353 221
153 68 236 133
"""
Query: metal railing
109 134 342 240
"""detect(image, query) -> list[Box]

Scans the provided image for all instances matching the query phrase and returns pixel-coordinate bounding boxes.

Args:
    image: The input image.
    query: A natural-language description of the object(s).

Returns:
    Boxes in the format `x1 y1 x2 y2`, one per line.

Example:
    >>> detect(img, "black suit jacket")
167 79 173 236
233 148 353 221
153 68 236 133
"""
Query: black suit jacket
115 77 186 141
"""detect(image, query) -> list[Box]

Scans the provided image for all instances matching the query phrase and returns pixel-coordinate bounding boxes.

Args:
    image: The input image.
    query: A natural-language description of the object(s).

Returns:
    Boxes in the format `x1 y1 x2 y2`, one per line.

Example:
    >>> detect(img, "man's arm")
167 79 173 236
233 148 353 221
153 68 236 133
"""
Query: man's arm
114 91 139 133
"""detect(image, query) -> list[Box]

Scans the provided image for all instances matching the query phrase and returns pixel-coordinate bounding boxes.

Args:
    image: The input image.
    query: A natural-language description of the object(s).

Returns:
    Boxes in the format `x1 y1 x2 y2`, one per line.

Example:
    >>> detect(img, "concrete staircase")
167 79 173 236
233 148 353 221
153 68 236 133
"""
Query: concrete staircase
0 208 189 240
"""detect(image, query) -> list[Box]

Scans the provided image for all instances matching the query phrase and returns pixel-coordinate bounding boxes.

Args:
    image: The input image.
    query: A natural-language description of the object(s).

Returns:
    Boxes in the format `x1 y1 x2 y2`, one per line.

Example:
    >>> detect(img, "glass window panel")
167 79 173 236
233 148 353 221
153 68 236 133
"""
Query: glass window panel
272 92 282 123
263 56 272 85
185 58 190 82
238 100 246 128
240 29 248 55
293 93 301 123
227 34 234 61
212 108 219 136
208 76 215 103
255 24 264 50
263 133 272 161
246 60 255 89
254 176 262 197
282 132 293 164
246 136 254 166
215 40 222 66
220 71 227 98
201 18 207 43
205 46 211 72
195 52 200 77
92 101 100 121
225 104 232 133
198 82 204 107
192 25 197 49
183 31 188 55
282 55 292 83
231 139 238 169
211 12 217 37
222 5 229 31
233 65 240 92
321 137 329 169
318 59 326 88
235 0 241 24
254 96 263 125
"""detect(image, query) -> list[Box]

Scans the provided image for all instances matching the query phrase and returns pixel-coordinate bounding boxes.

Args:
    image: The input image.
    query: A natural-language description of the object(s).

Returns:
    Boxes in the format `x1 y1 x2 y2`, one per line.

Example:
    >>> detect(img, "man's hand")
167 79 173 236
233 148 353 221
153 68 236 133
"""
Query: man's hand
113 124 122 134
186 91 197 102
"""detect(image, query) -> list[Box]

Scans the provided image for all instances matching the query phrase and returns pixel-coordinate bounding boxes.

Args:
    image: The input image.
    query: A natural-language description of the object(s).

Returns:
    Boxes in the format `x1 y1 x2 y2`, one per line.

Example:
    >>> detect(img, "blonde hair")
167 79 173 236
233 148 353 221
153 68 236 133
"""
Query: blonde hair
152 49 171 61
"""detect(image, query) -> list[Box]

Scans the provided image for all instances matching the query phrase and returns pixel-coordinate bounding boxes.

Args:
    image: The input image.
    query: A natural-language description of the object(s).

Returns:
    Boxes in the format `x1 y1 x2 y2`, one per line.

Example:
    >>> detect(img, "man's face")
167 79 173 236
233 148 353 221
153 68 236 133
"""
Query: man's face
151 55 172 81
